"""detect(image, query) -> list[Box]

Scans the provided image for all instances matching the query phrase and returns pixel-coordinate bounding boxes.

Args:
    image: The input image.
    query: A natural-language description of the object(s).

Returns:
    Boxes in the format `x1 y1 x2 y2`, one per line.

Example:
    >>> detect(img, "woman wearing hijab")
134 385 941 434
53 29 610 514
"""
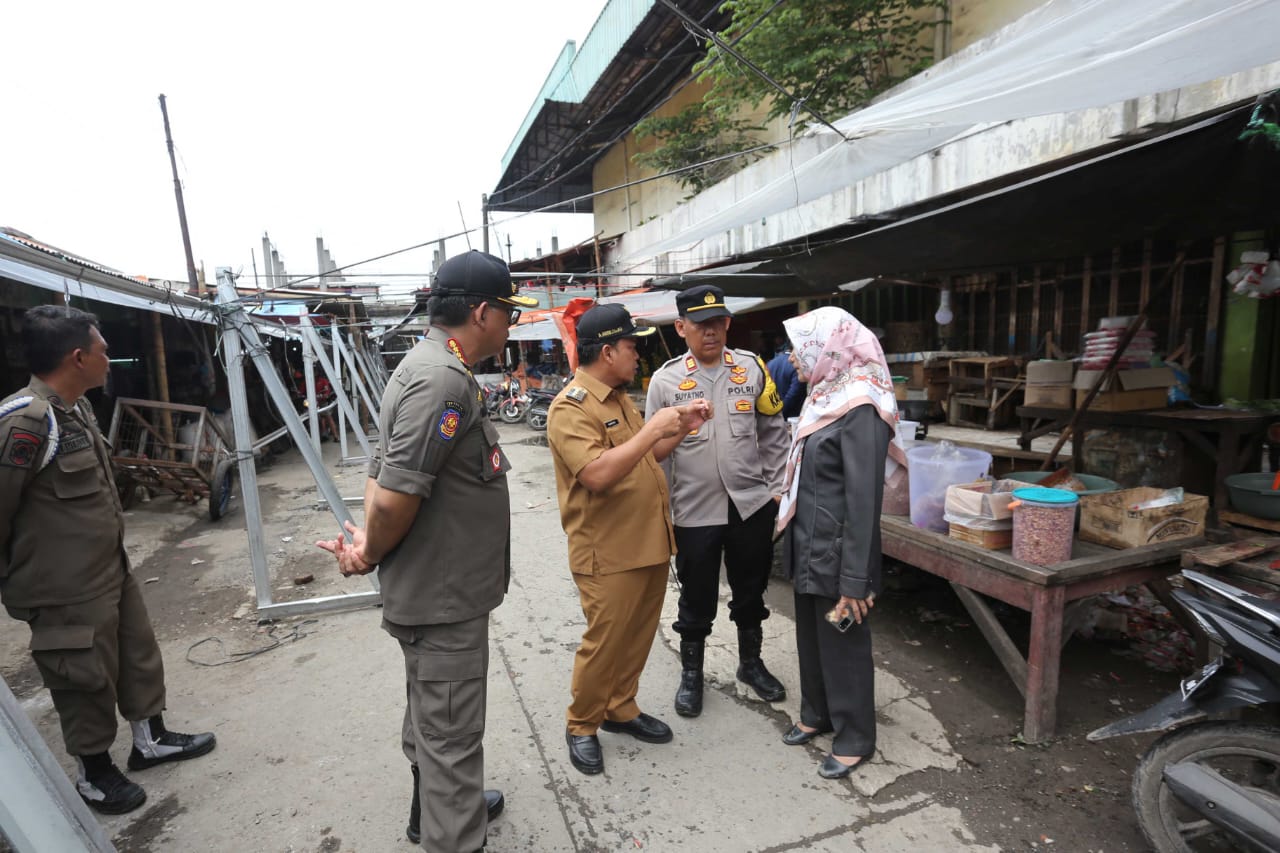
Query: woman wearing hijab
775 306 907 779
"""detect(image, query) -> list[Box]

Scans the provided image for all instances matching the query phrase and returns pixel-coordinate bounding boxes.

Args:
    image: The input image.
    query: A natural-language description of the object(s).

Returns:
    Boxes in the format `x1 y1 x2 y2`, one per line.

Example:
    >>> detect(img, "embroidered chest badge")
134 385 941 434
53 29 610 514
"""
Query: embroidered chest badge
437 406 462 440
735 399 752 412
729 374 747 385
730 365 747 376
677 379 697 391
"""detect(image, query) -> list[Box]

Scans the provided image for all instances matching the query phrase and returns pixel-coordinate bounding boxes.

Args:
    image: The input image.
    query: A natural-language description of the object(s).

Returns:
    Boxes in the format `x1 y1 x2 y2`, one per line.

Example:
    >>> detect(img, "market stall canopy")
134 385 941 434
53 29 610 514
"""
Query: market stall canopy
654 106 1280 297
625 0 1280 266
0 229 214 323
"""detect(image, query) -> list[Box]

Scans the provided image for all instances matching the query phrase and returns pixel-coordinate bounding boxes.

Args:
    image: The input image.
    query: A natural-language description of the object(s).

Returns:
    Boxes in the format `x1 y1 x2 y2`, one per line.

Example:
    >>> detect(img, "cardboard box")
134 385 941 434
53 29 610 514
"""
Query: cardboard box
1026 360 1074 385
1025 385 1074 408
945 480 1016 521
1072 367 1174 412
950 523 1013 550
1078 487 1208 549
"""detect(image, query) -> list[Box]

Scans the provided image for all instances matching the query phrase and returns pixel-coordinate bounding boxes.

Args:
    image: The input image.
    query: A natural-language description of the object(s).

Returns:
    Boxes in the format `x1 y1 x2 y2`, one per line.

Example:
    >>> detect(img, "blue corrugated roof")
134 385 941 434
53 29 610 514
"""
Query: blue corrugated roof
500 0 656 174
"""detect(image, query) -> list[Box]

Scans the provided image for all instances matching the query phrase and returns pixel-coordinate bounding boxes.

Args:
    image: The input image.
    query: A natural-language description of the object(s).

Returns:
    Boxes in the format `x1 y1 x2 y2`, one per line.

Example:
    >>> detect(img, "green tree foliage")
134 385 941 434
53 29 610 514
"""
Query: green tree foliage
632 108 769 195
634 0 948 192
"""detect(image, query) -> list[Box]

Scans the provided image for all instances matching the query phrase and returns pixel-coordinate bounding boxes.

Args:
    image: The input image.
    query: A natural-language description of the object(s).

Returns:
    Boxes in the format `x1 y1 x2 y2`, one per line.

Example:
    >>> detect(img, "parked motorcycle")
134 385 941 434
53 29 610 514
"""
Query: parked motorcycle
483 373 527 424
1088 569 1280 852
524 387 558 431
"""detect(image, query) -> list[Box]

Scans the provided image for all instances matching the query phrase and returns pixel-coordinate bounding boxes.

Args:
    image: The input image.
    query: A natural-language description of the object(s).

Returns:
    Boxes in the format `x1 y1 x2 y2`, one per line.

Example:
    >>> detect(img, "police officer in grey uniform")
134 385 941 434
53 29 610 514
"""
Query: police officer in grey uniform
317 250 535 852
0 305 215 815
645 285 791 717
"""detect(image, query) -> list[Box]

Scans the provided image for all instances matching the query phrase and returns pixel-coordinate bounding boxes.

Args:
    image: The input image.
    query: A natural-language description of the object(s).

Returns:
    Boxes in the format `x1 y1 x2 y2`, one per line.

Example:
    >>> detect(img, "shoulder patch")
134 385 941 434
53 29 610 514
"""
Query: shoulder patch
436 405 462 441
1 426 43 469
754 355 784 416
0 395 59 470
565 386 587 403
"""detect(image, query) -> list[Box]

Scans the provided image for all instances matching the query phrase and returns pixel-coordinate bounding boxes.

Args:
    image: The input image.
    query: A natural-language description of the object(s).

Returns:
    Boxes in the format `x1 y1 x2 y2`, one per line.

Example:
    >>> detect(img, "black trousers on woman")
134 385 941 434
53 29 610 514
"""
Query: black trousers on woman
793 590 876 757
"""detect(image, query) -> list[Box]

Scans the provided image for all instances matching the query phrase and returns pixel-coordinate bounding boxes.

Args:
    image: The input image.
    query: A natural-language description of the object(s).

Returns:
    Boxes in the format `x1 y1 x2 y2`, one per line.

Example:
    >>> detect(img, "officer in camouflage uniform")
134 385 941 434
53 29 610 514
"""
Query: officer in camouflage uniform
0 305 215 815
645 285 791 717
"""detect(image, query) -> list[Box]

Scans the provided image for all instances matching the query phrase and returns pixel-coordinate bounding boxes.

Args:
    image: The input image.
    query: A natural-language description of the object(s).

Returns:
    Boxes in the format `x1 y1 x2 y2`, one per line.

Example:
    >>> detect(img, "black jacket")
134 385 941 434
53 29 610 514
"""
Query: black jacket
783 404 890 600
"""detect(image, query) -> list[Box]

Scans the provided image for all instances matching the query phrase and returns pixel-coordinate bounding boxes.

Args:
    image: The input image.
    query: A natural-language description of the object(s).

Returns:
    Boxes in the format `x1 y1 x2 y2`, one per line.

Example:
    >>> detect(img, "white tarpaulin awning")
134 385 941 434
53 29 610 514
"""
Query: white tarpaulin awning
506 291 783 341
627 0 1280 262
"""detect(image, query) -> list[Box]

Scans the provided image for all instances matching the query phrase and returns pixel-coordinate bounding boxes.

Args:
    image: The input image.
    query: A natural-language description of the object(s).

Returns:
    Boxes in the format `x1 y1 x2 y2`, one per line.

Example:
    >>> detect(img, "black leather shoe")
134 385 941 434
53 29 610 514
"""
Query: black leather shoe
566 730 604 775
782 724 832 746
483 789 504 821
600 712 673 744
78 762 147 815
819 750 874 779
407 778 504 844
127 730 217 770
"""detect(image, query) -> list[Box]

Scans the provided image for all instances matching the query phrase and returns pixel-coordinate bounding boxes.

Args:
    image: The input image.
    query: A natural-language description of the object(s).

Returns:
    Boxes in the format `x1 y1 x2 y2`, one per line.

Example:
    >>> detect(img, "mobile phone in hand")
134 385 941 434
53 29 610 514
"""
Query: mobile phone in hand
825 605 855 633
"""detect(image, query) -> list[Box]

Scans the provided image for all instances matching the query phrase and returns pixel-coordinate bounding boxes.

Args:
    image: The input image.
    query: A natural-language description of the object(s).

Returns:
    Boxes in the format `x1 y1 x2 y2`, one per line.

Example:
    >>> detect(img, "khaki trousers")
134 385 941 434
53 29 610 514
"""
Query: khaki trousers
567 563 667 735
14 572 165 756
388 615 489 853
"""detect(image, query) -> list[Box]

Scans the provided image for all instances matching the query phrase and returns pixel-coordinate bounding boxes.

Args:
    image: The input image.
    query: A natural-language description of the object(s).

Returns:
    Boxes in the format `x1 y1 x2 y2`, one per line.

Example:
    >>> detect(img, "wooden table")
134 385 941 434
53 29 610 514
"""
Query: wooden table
880 514 1197 743
1016 406 1280 509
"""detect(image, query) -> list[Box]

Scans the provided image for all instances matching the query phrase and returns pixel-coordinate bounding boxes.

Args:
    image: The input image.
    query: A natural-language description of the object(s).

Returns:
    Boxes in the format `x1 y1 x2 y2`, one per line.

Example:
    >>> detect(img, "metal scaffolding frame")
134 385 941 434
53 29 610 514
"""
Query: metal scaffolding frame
217 269 381 619
0 677 116 852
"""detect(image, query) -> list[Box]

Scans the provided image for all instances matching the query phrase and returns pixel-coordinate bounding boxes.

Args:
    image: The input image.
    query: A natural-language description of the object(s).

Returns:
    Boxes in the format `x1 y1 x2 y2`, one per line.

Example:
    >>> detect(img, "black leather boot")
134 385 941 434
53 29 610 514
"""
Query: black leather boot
736 627 786 702
674 640 704 717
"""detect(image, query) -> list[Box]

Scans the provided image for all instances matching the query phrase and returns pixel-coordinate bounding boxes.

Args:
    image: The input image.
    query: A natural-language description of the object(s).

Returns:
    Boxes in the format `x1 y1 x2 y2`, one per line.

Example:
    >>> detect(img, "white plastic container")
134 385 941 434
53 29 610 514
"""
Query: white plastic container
907 444 993 533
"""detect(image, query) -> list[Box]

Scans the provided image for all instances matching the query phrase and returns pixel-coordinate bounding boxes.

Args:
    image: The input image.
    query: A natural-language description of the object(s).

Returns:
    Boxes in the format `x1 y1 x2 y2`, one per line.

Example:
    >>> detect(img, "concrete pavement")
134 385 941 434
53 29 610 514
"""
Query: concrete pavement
0 424 1000 852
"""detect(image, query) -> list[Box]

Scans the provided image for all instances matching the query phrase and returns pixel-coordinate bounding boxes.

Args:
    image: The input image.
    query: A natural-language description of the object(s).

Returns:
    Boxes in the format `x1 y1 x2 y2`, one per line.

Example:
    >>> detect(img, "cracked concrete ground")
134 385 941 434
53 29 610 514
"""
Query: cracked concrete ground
1 423 1164 852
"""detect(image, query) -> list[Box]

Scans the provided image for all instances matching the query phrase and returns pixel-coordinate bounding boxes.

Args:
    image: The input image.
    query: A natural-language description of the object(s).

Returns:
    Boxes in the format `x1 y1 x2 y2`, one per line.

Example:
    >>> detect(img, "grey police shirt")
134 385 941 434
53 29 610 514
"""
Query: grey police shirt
645 348 790 527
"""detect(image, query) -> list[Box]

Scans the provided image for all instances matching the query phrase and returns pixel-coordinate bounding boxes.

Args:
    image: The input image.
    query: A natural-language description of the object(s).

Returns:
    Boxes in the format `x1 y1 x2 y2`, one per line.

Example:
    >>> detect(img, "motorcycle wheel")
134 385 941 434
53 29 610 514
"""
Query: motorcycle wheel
1132 721 1280 852
499 401 525 424
526 408 548 431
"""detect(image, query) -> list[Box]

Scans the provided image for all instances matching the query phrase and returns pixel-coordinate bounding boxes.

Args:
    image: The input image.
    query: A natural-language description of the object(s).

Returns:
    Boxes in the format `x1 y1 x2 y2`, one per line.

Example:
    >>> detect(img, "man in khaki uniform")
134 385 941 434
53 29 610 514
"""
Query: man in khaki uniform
317 250 535 851
0 305 215 815
547 304 711 776
645 285 790 717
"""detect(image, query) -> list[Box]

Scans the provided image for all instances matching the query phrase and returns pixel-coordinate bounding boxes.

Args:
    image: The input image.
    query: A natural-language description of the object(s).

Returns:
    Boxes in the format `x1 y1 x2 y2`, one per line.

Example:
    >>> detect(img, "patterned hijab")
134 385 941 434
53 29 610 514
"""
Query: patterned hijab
776 306 906 533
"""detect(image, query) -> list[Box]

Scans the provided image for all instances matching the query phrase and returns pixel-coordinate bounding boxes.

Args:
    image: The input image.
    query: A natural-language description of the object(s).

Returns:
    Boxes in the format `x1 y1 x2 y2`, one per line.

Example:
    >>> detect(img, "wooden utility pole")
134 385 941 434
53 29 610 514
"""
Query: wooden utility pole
159 95 200 297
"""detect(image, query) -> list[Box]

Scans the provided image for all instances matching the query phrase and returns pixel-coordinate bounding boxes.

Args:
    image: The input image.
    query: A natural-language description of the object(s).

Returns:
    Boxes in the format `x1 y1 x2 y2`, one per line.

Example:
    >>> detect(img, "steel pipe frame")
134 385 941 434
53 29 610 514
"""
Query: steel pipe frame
0 676 116 852
216 268 380 619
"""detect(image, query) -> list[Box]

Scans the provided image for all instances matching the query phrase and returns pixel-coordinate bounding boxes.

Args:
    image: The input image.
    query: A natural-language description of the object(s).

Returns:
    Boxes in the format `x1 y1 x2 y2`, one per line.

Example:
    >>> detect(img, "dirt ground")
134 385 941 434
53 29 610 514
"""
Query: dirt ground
0 424 1186 852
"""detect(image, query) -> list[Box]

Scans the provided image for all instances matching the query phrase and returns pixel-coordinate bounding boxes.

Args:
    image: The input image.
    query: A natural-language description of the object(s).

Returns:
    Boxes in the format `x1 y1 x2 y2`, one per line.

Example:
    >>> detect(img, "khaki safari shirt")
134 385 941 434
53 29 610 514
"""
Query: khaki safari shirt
645 348 790 527
368 327 512 626
547 370 675 576
0 377 127 610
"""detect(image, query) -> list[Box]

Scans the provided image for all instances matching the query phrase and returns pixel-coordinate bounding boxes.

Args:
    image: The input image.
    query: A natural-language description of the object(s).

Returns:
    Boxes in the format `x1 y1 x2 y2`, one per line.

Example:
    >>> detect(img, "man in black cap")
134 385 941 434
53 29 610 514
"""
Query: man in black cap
547 303 711 776
645 284 790 717
318 249 536 851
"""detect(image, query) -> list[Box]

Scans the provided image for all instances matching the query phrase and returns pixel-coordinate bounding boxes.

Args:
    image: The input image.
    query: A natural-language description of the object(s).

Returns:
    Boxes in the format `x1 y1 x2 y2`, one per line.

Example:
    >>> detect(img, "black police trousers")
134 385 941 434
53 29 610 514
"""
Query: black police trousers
672 500 777 641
